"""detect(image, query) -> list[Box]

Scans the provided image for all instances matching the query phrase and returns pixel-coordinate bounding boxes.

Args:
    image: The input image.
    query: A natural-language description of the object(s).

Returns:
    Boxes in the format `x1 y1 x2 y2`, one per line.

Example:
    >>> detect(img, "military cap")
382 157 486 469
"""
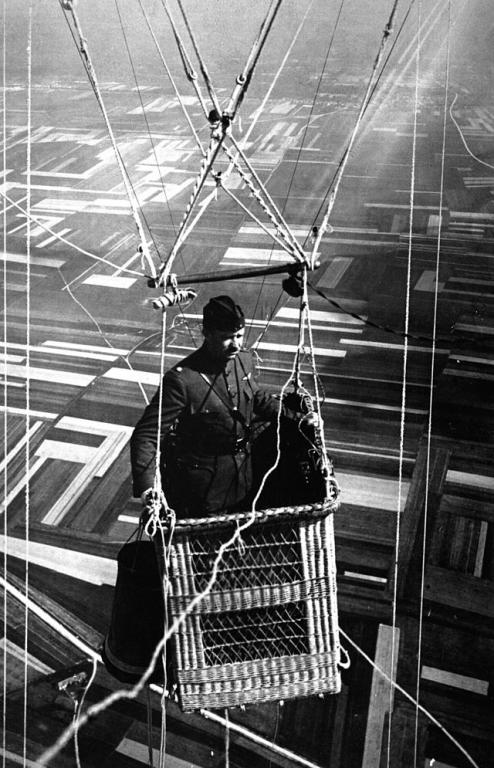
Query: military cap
203 295 245 332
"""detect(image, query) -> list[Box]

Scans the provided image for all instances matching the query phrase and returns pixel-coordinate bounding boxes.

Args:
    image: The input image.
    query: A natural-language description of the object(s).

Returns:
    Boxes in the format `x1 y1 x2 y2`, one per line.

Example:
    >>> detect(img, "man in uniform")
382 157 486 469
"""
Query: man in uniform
130 295 311 516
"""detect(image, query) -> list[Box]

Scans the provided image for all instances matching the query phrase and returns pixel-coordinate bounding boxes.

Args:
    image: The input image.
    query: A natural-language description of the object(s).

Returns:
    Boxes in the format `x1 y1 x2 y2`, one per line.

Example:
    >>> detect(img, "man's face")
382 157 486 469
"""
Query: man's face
204 326 245 363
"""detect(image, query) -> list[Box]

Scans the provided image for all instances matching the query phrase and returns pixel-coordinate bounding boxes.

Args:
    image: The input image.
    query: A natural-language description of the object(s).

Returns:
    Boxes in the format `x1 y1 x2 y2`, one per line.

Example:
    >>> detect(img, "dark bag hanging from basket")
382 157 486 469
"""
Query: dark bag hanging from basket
252 389 329 509
102 539 166 684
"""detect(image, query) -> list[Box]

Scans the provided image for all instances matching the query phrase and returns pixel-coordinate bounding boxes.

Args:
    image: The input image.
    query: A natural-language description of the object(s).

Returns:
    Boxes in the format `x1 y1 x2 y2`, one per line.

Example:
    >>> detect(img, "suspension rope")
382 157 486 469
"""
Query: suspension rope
280 0 346 224
58 0 157 279
174 0 222 115
340 629 481 768
158 0 211 120
114 0 180 238
154 0 313 283
308 280 488 350
386 1 421 764
414 4 451 763
226 0 284 119
2 0 8 762
22 6 34 763
139 1 304 266
226 136 306 261
0 188 144 276
217 176 301 255
138 0 206 157
449 92 494 172
309 0 401 267
158 129 230 285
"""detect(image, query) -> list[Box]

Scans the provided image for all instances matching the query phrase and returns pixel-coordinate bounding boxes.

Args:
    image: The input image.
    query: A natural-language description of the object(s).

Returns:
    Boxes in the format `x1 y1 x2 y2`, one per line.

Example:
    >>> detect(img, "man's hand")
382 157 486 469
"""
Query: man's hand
300 411 321 428
141 488 160 507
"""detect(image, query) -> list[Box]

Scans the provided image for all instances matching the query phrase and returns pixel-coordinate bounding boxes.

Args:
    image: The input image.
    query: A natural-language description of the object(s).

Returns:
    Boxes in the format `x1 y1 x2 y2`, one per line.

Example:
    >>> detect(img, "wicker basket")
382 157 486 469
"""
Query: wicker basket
167 500 341 711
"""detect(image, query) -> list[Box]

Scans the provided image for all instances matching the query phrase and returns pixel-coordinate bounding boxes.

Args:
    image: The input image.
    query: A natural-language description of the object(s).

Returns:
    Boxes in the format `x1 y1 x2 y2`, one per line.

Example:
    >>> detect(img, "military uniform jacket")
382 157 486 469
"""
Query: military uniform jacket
130 346 284 515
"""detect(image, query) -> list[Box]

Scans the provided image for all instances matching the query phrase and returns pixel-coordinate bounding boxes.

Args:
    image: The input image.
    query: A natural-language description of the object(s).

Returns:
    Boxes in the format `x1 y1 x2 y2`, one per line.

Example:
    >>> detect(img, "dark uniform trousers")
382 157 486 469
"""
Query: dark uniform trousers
130 347 284 516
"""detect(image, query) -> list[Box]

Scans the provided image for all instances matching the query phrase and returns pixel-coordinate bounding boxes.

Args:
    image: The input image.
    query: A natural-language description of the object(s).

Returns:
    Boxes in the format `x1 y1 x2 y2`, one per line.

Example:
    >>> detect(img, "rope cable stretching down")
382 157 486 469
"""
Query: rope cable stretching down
59 0 157 279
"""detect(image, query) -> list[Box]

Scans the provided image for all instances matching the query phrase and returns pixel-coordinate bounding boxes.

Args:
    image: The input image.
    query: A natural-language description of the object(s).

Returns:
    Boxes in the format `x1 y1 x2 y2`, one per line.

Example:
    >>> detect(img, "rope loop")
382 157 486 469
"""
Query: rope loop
338 645 351 669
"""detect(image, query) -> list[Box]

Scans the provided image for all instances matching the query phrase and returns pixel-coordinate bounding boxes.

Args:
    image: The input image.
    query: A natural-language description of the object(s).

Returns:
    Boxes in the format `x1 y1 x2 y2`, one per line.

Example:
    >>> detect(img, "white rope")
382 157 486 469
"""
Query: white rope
415 3 451 763
309 0 400 267
201 709 324 768
0 189 144 277
218 178 301 255
449 92 494 172
341 629 481 768
159 0 211 120
226 0 284 119
2 0 8 762
59 0 157 279
58 269 150 406
174 0 221 115
225 138 306 262
387 2 421 764
160 131 228 285
138 0 206 157
22 7 34 763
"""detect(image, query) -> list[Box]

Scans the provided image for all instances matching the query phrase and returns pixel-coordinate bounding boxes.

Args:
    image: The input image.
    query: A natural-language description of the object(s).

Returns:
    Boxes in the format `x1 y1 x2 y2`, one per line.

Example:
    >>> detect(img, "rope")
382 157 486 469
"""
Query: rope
58 268 150 406
138 0 206 157
226 0 284 119
58 0 157 280
217 177 301 256
114 0 180 240
415 4 451 763
0 189 144 276
174 0 221 115
22 7 33 763
309 0 400 267
73 657 98 768
449 92 494 171
386 0 421 761
308 280 489 351
158 130 229 286
2 0 8 762
282 0 346 208
340 629 481 768
224 709 230 768
201 709 323 768
158 0 211 120
226 136 306 262
155 0 310 281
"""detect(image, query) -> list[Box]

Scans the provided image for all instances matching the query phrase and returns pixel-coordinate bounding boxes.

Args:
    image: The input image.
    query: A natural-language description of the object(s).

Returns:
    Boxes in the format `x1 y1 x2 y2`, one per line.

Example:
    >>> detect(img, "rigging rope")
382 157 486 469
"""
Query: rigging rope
156 0 297 286
22 6 33 763
415 3 451 763
0 189 144 277
225 0 283 120
114 0 180 242
386 0 422 763
138 0 206 158
159 0 211 120
449 92 494 172
174 0 221 116
58 0 157 280
309 0 401 268
340 629 481 768
226 136 306 261
1 0 8 762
